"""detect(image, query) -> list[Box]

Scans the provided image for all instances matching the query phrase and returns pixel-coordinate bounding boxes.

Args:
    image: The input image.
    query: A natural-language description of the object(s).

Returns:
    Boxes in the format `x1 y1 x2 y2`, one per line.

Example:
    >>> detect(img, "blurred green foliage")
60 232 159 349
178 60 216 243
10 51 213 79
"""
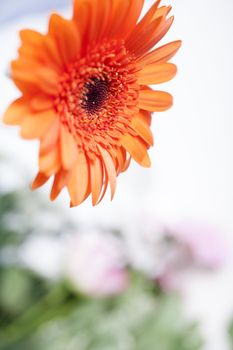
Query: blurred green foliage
228 319 233 350
0 273 203 350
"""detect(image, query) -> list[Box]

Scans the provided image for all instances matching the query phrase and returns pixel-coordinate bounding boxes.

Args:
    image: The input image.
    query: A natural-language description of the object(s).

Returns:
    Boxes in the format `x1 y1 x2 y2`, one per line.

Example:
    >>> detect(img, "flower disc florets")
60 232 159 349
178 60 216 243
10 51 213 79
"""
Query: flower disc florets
55 40 139 156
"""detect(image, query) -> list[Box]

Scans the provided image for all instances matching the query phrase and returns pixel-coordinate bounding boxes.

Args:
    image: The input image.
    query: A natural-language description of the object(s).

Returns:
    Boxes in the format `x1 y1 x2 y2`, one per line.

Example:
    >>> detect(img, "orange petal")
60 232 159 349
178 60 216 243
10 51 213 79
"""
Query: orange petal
85 0 111 43
73 0 91 42
137 41 182 66
152 5 172 20
116 147 126 174
133 16 174 57
12 78 38 97
31 172 50 190
97 145 117 200
127 16 161 55
121 156 131 173
96 172 108 205
138 109 152 126
108 0 144 39
121 133 151 167
60 125 78 170
30 94 54 112
40 118 60 155
19 29 62 72
12 59 59 96
50 170 70 201
126 0 161 49
11 59 37 80
122 0 145 38
39 147 60 176
18 30 45 64
147 16 175 52
35 67 59 95
49 14 80 64
90 156 103 206
19 29 44 46
43 35 64 70
20 109 57 139
138 89 173 112
3 97 29 125
130 115 154 146
68 151 90 206
137 63 177 85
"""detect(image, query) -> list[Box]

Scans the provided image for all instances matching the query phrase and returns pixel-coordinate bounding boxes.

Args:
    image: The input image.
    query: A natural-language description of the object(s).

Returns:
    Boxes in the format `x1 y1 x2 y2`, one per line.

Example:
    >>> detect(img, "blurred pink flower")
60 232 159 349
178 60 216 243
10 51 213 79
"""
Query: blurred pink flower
170 222 228 269
157 268 181 292
65 231 128 297
155 221 228 292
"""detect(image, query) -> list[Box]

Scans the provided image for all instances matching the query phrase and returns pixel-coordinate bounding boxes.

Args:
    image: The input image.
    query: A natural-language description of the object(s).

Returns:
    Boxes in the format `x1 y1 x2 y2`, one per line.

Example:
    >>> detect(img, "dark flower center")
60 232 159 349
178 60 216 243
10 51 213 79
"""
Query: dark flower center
81 77 110 115
56 39 139 154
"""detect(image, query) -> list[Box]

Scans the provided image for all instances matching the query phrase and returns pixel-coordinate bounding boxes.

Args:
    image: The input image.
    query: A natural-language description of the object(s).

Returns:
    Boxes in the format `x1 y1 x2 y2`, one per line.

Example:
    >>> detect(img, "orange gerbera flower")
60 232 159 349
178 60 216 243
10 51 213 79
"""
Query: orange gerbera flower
3 0 181 207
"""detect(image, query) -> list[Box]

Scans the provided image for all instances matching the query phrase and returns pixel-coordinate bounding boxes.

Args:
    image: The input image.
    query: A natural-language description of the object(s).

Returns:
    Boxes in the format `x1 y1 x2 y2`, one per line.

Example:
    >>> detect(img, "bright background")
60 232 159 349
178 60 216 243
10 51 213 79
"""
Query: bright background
0 1 233 349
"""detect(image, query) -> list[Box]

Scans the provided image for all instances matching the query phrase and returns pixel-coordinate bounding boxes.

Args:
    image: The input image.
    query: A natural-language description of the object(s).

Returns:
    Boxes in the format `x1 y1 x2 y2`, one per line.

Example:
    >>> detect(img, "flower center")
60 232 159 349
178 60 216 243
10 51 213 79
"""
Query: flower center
81 77 110 115
54 40 139 155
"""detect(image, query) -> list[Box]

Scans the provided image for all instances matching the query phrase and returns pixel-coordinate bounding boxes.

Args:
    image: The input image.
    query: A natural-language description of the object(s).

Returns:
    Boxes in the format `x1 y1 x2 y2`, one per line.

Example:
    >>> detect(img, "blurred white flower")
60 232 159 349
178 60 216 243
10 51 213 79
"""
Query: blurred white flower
19 235 64 280
124 216 163 278
65 231 128 297
123 215 168 278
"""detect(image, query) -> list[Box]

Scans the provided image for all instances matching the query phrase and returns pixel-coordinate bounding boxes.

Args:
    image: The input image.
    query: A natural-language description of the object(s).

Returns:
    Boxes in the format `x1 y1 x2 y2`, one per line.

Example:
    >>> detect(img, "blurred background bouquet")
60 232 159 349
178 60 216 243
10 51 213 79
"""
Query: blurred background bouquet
0 154 228 350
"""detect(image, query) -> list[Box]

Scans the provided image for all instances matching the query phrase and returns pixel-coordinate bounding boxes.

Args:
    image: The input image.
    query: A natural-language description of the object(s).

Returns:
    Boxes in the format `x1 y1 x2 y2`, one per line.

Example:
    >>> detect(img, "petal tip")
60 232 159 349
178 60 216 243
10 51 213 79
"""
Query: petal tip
141 154 151 168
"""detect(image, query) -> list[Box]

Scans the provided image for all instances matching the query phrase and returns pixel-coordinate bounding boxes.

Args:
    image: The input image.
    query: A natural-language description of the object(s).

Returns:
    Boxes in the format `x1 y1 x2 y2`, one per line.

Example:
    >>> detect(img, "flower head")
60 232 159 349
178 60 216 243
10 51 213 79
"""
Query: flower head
3 0 181 206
